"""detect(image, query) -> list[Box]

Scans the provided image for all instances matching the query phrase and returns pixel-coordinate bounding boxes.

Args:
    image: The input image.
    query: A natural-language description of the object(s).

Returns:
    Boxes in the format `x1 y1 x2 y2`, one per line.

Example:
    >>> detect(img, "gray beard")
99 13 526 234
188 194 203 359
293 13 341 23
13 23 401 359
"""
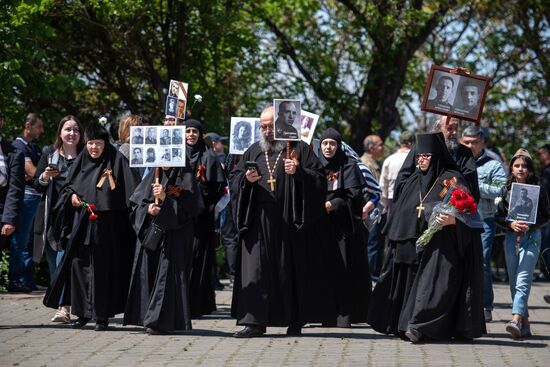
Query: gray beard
446 137 459 156
260 134 285 153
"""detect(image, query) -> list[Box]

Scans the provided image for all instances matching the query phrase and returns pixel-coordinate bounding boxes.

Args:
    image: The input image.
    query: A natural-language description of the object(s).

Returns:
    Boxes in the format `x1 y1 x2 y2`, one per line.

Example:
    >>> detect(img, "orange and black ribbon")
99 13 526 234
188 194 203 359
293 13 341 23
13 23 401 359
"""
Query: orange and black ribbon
196 165 206 184
327 172 339 182
96 169 116 190
439 176 458 198
166 184 182 198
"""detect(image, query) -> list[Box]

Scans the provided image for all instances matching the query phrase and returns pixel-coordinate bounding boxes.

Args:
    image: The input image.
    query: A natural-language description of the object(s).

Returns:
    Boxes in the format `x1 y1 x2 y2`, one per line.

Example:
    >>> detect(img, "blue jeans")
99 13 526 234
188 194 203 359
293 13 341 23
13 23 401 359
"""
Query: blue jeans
540 224 550 280
367 213 386 279
481 217 496 310
9 194 40 287
504 230 541 318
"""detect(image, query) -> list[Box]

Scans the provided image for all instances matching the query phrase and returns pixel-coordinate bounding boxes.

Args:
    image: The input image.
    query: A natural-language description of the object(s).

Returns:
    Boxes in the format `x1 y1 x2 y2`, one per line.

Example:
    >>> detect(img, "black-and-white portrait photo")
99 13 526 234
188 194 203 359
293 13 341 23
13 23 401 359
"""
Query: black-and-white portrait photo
160 128 171 145
507 183 540 224
161 148 171 162
253 119 261 143
169 80 179 97
300 110 320 145
273 99 301 141
145 127 157 144
166 96 178 117
145 147 156 163
421 65 490 123
229 117 256 155
131 127 144 144
172 128 183 144
172 148 183 162
131 147 143 165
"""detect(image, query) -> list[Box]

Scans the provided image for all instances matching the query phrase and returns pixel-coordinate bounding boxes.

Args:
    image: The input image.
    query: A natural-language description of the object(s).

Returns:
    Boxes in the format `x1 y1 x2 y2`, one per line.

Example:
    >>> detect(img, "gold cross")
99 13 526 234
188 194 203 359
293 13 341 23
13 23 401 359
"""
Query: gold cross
416 202 425 219
267 175 276 192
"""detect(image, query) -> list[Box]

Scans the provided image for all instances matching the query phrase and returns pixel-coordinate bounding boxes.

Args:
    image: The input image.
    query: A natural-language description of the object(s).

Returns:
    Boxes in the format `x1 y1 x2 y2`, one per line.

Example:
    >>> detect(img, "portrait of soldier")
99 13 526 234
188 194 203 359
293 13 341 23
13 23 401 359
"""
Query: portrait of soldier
509 187 535 222
458 81 481 116
172 128 183 144
145 147 156 163
160 129 171 145
131 147 143 165
145 127 157 144
274 100 299 140
132 127 144 144
429 75 455 111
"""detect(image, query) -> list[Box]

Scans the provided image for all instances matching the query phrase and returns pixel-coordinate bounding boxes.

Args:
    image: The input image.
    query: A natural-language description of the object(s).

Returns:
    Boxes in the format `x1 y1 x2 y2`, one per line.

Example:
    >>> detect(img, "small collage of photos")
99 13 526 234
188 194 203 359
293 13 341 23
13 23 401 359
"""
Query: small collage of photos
129 126 186 167
165 80 189 124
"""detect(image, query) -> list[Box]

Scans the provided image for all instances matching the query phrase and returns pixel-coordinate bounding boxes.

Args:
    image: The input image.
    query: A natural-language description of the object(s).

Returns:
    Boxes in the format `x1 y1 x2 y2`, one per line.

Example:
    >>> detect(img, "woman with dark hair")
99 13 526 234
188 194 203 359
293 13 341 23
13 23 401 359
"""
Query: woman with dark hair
32 115 84 323
43 123 140 331
184 119 225 317
318 128 371 327
496 149 550 339
368 132 485 342
123 166 204 334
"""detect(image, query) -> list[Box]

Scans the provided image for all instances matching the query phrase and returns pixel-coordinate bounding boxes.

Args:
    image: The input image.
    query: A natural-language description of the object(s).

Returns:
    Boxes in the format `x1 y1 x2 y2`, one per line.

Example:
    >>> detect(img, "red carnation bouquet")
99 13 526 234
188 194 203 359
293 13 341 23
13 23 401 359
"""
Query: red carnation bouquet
79 198 98 221
416 185 478 253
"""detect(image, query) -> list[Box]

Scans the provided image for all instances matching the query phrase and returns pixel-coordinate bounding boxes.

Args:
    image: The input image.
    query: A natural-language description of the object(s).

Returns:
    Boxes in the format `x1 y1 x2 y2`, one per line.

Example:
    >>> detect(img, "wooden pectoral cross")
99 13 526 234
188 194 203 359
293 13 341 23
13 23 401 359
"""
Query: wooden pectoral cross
416 202 425 219
267 175 276 192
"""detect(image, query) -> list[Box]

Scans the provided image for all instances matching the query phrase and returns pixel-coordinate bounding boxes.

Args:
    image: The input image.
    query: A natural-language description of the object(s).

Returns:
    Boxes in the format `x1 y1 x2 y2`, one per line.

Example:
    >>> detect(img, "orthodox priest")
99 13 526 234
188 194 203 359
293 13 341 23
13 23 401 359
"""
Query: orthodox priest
368 132 485 341
185 119 225 317
43 123 139 331
229 105 328 338
124 166 204 334
317 128 371 327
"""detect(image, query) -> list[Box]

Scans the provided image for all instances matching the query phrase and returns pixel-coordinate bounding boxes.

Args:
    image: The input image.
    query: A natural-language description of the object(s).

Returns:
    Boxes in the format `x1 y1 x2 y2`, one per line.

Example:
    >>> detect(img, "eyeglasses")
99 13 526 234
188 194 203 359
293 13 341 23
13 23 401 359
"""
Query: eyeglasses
164 117 176 121
417 153 432 159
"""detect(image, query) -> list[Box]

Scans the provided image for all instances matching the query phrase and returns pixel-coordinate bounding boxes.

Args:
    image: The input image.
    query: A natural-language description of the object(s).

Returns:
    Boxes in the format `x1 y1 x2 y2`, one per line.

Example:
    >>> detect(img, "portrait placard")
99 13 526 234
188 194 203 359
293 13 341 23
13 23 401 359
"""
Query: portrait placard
165 80 189 123
229 117 257 155
300 110 320 145
273 99 301 141
129 125 186 167
421 65 490 123
507 183 540 224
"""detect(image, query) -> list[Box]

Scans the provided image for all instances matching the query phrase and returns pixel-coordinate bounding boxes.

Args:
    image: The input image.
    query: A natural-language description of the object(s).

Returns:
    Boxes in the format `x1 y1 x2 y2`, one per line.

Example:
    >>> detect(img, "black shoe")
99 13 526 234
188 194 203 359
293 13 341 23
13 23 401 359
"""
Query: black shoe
286 326 302 336
233 326 265 338
146 327 168 335
7 284 32 293
71 317 91 329
94 319 109 331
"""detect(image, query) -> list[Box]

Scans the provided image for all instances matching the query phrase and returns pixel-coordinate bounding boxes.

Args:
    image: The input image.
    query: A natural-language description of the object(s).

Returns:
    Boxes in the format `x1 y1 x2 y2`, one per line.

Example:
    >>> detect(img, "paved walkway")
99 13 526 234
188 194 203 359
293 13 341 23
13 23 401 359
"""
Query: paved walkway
1 282 549 366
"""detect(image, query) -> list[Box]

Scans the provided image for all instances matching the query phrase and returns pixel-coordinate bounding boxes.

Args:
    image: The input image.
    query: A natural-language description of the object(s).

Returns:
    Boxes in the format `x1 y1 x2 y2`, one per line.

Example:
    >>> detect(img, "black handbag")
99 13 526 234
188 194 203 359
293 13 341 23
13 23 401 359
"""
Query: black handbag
141 221 165 251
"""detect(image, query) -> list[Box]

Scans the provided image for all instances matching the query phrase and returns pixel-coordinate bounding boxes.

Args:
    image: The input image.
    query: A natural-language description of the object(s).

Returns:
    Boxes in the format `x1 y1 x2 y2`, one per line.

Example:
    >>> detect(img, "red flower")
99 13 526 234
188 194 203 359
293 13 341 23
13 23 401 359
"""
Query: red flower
89 203 96 211
449 189 477 214
89 213 98 221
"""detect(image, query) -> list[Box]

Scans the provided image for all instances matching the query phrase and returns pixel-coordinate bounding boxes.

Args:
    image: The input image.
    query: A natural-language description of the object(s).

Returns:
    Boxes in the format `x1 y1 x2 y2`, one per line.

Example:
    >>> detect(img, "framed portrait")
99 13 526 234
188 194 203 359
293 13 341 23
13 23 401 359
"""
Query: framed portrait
421 65 490 123
130 125 186 167
507 183 540 224
300 110 320 145
167 79 189 123
229 117 256 155
273 99 301 141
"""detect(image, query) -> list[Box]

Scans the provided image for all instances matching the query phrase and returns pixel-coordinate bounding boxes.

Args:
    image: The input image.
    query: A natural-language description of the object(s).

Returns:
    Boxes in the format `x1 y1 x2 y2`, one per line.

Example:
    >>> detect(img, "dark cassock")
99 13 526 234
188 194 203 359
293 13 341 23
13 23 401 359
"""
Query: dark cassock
229 120 328 337
185 119 226 317
368 132 485 341
43 123 140 330
317 128 371 327
123 166 205 334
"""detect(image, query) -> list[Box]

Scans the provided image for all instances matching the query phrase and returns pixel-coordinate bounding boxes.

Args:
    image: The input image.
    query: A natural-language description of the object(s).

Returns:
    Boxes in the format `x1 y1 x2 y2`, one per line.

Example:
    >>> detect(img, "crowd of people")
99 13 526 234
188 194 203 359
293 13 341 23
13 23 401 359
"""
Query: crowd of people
0 108 549 341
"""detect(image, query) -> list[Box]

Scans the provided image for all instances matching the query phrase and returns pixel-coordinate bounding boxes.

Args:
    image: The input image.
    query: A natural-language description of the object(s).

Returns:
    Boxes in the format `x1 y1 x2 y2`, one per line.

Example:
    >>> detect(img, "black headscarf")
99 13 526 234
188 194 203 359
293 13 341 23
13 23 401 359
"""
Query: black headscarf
185 119 205 170
416 132 456 196
319 128 364 191
64 123 139 211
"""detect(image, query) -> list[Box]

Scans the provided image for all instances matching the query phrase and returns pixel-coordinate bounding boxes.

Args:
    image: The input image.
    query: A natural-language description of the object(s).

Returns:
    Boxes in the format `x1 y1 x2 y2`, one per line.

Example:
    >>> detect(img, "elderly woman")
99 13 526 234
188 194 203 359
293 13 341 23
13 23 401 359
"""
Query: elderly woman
496 149 550 339
368 132 485 342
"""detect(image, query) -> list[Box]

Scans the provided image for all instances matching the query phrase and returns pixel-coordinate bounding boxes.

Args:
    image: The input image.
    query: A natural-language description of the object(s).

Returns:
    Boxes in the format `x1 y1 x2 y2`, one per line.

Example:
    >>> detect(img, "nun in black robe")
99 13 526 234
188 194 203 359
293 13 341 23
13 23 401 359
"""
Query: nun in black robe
123 166 205 334
317 128 371 326
229 134 329 337
43 123 139 330
184 119 226 317
368 132 485 340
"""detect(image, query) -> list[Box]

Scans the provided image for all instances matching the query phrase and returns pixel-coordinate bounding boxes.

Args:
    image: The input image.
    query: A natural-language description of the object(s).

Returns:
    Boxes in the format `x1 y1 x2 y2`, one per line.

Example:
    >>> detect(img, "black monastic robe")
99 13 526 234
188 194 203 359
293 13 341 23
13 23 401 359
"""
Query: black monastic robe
44 145 139 319
229 140 329 327
123 167 205 332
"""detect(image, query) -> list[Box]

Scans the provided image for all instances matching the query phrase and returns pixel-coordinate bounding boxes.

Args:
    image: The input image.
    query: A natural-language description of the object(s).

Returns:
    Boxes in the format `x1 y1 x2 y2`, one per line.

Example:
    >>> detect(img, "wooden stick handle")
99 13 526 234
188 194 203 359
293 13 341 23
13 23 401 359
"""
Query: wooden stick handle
286 141 290 160
154 167 160 205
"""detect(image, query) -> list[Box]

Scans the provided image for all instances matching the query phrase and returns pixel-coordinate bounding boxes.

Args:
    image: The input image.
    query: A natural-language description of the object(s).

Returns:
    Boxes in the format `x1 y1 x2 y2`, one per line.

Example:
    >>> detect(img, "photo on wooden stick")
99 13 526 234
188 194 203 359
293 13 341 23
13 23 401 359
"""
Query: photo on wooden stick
273 99 301 141
229 117 256 155
130 126 186 168
421 65 490 123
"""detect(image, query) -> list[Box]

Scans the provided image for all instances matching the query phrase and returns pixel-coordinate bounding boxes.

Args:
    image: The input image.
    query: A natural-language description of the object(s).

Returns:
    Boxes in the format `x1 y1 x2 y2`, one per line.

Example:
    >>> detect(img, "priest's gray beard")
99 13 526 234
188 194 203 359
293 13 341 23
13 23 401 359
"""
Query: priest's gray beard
260 134 285 154
446 137 459 156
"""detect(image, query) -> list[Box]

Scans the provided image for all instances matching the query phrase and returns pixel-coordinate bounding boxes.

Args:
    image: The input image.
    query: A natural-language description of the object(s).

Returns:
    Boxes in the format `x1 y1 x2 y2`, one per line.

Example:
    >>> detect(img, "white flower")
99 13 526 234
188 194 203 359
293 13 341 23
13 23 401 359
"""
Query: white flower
494 197 502 206
98 116 108 126
194 94 203 103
